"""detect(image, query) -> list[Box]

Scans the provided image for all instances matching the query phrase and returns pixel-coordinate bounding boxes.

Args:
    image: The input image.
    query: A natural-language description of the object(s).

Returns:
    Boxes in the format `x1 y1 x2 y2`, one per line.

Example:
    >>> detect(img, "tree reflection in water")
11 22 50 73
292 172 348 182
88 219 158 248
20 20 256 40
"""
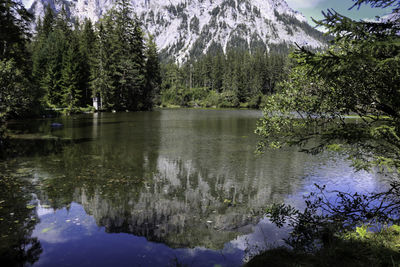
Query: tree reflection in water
0 171 42 266
29 111 317 250
0 110 380 266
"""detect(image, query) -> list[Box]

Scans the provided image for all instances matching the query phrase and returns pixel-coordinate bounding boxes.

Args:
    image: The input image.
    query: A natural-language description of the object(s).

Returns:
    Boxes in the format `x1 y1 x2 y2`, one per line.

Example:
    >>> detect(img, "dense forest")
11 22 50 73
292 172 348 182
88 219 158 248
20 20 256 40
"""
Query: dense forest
1 0 162 120
2 0 399 265
32 0 161 114
160 50 289 108
0 0 294 122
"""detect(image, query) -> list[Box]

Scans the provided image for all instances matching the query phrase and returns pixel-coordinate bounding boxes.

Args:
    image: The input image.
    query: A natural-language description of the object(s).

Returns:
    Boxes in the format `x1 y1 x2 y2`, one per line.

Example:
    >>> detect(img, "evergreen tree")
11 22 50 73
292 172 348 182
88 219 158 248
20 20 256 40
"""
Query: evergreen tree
253 0 400 261
79 18 96 106
31 5 54 102
128 17 147 110
158 48 290 108
90 21 115 110
0 0 39 118
41 4 54 38
210 52 224 92
113 0 146 110
55 5 71 37
1 0 37 152
250 49 265 96
0 0 32 66
92 0 150 111
0 59 31 119
61 33 82 112
33 4 84 110
144 34 162 109
257 0 400 170
40 28 67 107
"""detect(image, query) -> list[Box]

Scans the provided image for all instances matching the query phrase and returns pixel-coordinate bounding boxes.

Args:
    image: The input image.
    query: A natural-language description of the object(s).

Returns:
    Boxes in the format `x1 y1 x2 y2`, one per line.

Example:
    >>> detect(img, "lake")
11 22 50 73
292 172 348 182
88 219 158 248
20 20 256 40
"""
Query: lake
0 109 386 266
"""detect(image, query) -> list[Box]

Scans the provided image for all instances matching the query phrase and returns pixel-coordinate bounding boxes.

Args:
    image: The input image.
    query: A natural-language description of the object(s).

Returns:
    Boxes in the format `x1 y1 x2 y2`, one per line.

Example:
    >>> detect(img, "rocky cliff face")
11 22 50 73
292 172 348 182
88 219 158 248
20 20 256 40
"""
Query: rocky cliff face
29 0 325 62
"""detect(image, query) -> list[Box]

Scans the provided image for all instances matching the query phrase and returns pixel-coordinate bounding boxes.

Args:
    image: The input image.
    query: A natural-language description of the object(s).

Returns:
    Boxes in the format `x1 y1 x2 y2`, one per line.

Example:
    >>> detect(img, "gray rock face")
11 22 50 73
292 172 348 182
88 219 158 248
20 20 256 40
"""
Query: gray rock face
29 0 326 62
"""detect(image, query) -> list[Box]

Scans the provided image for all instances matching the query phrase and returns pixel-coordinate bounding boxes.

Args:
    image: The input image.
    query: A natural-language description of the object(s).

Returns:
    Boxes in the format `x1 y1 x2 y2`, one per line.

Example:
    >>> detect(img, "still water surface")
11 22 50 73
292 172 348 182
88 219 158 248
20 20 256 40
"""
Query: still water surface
0 109 386 266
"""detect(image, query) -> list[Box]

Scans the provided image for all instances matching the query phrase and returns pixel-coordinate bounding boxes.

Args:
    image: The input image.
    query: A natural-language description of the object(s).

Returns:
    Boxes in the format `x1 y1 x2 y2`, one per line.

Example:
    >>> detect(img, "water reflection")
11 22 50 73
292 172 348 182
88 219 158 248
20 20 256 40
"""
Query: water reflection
0 167 42 266
26 110 322 251
0 109 386 266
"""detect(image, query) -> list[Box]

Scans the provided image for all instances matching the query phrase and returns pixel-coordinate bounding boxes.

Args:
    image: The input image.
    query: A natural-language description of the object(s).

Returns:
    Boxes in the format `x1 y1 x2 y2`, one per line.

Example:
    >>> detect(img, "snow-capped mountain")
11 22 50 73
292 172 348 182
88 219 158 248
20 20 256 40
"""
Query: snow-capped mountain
29 0 326 62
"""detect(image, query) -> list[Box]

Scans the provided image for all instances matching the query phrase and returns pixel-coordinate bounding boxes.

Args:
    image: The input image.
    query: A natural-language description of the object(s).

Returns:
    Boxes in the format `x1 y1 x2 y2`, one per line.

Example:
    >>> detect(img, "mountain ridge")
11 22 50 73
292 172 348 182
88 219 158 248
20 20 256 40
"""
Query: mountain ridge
29 0 327 62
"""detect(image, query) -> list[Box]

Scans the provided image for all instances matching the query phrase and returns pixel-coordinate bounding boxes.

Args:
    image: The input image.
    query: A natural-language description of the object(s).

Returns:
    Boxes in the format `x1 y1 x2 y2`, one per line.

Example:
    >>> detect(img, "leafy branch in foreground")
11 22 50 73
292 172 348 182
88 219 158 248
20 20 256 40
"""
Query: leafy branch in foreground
256 0 400 172
267 182 400 252
251 0 400 265
351 0 400 11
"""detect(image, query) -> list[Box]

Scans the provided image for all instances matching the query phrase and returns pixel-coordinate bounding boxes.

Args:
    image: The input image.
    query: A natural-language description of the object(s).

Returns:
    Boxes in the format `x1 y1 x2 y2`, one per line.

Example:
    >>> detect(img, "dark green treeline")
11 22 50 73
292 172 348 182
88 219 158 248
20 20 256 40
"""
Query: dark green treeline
160 49 289 109
1 0 292 119
0 0 37 119
31 0 161 113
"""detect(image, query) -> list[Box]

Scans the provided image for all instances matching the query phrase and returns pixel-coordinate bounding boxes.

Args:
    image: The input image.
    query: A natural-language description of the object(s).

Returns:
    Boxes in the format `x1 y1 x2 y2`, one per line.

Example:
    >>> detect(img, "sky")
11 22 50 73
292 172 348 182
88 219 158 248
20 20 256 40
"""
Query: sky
286 0 394 23
21 0 393 22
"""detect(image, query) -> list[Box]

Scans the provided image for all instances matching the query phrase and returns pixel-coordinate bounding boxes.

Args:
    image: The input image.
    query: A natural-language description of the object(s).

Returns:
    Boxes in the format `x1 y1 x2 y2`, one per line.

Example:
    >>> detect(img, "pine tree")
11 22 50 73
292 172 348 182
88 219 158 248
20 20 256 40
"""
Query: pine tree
90 21 115 110
257 0 400 170
96 0 148 111
210 52 224 92
128 17 147 110
144 34 161 109
251 1 400 263
40 28 67 107
0 0 32 66
32 5 54 78
41 4 54 38
79 18 96 106
61 33 82 112
55 5 71 38
0 0 39 118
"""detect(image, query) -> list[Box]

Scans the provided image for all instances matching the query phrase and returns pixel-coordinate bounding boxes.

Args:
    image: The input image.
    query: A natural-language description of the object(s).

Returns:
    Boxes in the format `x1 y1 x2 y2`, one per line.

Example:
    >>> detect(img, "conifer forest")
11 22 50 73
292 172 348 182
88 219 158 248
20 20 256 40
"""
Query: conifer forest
1 0 400 266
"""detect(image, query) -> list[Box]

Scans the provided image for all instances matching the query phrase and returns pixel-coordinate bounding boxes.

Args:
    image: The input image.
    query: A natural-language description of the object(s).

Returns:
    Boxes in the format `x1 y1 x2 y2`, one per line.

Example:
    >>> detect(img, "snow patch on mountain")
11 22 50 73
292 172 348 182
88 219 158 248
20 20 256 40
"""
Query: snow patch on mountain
29 0 326 62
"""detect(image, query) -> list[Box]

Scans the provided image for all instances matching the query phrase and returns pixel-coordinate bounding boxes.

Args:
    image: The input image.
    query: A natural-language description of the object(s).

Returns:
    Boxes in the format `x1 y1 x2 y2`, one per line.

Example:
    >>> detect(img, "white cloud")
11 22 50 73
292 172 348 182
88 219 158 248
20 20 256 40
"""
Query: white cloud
286 0 325 9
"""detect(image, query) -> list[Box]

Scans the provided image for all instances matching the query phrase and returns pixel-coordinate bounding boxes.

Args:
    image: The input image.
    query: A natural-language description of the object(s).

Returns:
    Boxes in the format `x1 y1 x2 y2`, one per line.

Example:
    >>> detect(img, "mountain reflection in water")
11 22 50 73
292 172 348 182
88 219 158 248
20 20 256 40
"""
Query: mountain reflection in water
0 109 385 266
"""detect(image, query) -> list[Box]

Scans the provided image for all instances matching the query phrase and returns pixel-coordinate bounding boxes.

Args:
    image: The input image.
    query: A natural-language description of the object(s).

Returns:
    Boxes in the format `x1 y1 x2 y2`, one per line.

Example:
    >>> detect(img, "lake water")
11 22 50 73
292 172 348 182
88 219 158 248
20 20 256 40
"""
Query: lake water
0 109 386 266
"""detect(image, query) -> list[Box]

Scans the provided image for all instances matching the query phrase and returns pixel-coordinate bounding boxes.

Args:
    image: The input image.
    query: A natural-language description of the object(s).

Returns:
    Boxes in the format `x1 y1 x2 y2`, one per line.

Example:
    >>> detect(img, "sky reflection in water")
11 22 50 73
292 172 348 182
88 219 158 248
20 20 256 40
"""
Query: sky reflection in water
1 109 386 266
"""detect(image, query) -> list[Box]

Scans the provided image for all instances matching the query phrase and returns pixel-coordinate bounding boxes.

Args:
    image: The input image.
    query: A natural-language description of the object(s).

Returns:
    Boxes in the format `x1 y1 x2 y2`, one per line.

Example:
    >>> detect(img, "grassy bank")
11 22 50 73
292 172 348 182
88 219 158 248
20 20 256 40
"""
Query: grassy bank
159 87 269 109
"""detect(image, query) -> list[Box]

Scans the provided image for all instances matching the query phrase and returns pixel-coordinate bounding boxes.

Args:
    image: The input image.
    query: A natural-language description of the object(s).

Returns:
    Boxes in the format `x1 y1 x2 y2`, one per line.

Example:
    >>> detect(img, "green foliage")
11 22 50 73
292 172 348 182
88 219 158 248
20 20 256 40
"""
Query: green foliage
40 28 67 107
144 35 162 109
0 0 32 67
90 1 159 111
219 90 239 108
246 225 400 267
0 59 33 119
90 21 115 110
201 90 219 107
28 1 161 113
0 0 40 119
111 0 147 111
251 0 400 265
160 49 290 108
0 0 41 154
61 33 83 113
262 182 400 256
41 4 54 38
256 0 400 172
355 224 370 238
78 19 97 106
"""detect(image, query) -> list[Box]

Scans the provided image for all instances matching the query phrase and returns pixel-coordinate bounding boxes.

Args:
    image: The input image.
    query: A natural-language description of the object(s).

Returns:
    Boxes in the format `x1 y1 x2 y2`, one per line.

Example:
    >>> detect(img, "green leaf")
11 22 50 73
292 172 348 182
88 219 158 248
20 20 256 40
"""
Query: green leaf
41 227 52 233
